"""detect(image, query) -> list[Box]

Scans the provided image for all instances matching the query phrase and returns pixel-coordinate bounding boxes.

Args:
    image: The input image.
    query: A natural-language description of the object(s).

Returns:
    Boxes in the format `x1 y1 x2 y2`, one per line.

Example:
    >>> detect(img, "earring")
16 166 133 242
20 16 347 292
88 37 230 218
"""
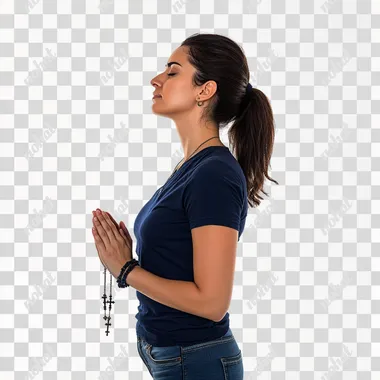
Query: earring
197 98 203 106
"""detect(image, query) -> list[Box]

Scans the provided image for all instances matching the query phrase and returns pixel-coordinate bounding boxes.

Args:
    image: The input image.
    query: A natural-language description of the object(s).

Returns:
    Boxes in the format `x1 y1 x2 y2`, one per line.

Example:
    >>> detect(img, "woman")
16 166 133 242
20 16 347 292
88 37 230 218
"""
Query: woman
92 32 277 379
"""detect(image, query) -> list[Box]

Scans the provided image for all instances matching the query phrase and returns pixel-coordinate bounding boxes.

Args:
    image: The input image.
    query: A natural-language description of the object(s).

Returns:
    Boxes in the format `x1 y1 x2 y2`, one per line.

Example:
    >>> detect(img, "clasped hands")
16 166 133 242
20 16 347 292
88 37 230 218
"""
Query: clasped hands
91 208 133 279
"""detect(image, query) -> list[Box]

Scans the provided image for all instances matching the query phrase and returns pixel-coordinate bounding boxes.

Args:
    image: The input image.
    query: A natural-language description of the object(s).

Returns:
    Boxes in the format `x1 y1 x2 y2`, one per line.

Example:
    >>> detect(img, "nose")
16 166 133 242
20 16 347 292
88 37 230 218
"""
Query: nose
151 81 160 92
150 73 164 89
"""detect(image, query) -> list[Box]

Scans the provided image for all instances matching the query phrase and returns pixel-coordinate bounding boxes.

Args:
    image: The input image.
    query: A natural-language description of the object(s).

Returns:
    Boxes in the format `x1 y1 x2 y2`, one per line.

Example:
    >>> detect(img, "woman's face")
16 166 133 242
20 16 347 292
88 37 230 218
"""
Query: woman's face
150 46 199 118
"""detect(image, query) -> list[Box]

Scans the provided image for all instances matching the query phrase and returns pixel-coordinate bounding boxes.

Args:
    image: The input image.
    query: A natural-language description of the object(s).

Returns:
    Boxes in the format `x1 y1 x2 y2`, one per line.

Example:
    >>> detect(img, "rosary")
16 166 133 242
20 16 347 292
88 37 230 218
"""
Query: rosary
101 257 139 336
102 266 114 336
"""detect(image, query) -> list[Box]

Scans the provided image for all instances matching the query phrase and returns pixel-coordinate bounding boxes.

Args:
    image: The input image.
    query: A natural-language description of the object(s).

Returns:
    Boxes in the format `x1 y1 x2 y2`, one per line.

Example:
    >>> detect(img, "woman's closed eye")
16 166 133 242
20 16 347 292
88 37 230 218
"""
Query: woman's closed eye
167 73 176 76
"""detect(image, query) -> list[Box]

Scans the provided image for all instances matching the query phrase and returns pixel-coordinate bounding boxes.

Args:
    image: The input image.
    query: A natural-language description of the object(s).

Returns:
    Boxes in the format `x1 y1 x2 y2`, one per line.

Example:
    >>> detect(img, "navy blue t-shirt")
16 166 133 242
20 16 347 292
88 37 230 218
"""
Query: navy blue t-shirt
133 145 248 347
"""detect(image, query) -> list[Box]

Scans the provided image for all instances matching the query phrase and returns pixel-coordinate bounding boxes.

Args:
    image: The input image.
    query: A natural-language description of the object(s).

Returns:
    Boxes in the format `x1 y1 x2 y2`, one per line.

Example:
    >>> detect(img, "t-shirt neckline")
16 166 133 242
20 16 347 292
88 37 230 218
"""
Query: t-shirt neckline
176 145 229 172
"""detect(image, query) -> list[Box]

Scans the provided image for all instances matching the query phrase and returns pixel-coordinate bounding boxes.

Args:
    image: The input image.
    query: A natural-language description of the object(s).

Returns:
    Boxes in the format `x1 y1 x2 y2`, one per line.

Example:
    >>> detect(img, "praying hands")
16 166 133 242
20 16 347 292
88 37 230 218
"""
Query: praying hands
91 209 133 279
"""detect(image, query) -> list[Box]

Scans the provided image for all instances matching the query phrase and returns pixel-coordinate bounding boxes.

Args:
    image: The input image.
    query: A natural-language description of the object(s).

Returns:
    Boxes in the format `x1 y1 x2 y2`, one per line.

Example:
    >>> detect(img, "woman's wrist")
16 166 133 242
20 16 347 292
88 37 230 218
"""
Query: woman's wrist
124 264 142 288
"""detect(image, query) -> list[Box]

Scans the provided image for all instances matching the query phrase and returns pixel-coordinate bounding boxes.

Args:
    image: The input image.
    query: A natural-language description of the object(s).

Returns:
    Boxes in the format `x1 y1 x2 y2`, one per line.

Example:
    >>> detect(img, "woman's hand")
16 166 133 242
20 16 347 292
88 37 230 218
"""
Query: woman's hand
91 209 134 279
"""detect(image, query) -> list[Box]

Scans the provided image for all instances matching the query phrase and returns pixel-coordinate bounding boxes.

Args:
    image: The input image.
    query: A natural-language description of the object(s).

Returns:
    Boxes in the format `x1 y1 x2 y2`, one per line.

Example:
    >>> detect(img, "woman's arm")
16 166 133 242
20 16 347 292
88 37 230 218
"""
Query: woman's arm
126 266 219 322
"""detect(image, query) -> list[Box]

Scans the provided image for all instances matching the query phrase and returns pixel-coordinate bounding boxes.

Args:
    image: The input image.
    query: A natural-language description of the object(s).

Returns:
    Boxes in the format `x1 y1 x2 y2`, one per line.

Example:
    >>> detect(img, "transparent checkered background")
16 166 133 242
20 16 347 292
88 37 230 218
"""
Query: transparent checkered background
0 0 378 379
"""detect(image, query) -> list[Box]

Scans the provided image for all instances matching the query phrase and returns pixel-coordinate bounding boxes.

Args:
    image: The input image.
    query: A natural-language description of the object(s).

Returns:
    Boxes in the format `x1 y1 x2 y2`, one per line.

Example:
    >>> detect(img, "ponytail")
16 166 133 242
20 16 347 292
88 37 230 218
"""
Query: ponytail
228 87 278 208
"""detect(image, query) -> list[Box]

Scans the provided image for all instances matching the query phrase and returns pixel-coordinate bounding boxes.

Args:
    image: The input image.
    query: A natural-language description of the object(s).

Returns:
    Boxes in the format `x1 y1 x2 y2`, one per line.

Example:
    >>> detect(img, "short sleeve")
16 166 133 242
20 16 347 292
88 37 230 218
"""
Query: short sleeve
182 161 244 231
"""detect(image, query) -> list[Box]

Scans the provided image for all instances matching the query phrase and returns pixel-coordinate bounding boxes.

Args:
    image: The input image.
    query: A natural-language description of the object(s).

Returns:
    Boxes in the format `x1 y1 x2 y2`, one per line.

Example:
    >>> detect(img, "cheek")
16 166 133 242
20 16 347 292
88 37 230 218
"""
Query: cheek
168 96 194 111
166 85 194 106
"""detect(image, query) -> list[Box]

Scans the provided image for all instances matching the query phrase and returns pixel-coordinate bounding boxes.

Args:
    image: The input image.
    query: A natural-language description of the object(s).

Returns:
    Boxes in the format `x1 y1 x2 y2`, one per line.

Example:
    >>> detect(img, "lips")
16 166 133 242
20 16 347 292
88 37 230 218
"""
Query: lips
153 95 162 99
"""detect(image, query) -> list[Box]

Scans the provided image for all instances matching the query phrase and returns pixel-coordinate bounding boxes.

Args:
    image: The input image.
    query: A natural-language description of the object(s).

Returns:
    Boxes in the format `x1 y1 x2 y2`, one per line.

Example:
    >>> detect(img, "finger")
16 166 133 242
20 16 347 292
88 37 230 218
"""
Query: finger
93 210 112 232
92 227 108 266
94 249 108 273
93 213 111 246
93 222 111 251
102 211 123 243
92 213 111 269
93 238 107 268
120 223 133 249
106 211 119 229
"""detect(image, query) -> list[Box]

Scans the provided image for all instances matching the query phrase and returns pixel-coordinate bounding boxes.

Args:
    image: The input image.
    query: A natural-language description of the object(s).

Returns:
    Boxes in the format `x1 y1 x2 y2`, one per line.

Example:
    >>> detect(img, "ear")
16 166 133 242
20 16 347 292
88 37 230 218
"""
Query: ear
198 80 218 102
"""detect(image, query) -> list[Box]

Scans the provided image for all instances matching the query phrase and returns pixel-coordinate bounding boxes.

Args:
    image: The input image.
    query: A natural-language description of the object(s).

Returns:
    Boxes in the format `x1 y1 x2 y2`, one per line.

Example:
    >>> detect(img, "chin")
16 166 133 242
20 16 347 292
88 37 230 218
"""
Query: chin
151 104 163 114
152 105 174 119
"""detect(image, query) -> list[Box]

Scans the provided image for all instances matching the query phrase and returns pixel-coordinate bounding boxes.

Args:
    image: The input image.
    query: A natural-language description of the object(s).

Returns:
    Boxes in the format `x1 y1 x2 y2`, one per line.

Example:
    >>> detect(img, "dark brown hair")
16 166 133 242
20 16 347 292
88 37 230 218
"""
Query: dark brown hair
181 33 278 208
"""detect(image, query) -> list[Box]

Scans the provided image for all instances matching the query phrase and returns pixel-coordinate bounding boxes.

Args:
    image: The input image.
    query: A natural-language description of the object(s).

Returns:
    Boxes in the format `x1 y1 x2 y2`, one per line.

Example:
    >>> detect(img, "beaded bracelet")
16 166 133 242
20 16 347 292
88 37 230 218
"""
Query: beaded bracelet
121 260 139 288
118 261 139 288
118 259 137 279
117 259 137 285
117 259 139 288
116 258 136 286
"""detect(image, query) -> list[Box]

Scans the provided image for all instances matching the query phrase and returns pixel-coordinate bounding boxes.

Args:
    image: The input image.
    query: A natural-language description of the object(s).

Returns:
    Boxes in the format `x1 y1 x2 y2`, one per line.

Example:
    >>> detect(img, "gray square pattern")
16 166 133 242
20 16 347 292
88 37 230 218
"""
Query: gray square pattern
0 0 378 379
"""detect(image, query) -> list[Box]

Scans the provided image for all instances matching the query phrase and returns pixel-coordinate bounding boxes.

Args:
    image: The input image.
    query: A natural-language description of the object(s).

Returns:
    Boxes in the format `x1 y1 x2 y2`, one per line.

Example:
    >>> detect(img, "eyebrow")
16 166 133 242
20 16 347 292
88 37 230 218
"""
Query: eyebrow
165 61 182 68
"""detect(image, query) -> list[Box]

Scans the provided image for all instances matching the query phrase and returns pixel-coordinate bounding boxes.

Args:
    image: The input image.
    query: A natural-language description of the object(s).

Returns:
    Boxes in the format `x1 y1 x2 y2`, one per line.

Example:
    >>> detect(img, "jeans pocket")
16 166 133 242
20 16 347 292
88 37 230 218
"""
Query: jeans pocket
220 349 244 380
145 343 182 366
137 338 154 376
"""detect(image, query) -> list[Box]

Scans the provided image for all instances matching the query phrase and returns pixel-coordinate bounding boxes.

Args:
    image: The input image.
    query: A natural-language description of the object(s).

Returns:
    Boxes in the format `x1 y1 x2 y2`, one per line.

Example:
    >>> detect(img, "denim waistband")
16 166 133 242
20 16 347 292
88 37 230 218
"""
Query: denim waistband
137 327 233 348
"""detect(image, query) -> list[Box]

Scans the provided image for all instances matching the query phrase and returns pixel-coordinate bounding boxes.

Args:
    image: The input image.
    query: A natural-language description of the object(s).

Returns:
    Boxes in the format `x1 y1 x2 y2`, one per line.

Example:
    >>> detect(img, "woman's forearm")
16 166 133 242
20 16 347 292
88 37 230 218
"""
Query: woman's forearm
126 265 218 322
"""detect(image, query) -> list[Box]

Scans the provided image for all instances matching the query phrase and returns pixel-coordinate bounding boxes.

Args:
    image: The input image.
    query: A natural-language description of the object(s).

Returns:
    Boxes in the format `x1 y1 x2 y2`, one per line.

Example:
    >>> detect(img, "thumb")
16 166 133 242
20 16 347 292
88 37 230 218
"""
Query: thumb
118 227 129 245
119 221 132 242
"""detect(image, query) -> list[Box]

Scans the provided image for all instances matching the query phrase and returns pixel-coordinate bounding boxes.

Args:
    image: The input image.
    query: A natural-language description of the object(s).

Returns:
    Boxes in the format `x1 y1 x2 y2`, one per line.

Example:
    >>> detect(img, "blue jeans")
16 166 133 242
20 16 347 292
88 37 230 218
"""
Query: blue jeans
136 328 243 379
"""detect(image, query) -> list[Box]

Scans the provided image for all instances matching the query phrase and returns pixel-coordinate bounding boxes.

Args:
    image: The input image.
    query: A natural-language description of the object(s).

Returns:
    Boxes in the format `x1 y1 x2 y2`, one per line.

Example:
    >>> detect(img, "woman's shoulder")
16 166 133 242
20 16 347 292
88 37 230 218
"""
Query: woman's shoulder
191 152 246 190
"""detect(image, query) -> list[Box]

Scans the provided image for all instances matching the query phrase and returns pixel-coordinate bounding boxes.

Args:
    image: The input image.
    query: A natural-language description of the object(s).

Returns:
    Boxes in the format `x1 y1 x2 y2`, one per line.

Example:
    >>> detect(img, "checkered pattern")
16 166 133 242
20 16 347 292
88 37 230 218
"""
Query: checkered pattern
0 0 378 379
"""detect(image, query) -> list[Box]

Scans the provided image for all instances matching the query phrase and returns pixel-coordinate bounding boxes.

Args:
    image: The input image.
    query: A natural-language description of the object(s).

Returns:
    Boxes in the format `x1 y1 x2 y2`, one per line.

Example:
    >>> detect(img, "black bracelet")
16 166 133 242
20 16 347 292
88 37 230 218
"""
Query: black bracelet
121 261 139 288
117 259 136 286
117 259 139 288
119 261 139 288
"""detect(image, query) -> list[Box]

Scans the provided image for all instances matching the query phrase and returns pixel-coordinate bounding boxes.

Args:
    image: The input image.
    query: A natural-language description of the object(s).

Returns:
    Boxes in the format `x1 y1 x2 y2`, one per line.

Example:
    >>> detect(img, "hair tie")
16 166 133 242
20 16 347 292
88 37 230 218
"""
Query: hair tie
246 82 253 94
